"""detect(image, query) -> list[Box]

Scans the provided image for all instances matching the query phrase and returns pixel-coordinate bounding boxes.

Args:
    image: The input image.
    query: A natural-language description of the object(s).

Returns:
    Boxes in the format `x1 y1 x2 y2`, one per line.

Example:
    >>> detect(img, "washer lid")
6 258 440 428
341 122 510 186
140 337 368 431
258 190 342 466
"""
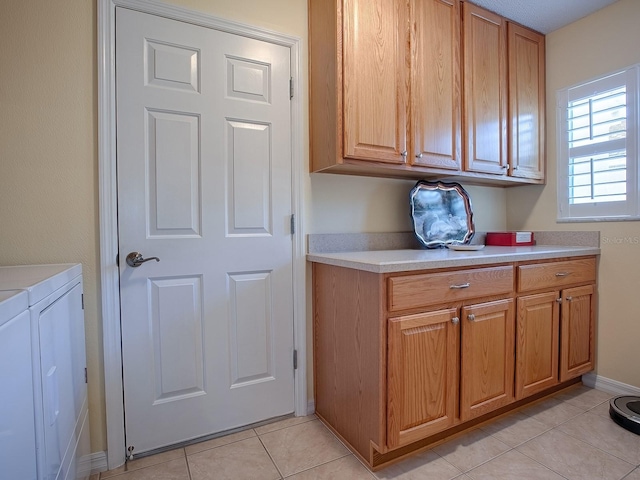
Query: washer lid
0 264 82 306
0 290 28 326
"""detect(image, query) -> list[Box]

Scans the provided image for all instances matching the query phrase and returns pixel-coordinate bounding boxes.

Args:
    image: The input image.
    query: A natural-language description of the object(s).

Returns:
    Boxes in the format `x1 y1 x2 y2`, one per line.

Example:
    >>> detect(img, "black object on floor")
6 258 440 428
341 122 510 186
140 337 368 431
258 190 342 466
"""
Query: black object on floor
610 396 640 435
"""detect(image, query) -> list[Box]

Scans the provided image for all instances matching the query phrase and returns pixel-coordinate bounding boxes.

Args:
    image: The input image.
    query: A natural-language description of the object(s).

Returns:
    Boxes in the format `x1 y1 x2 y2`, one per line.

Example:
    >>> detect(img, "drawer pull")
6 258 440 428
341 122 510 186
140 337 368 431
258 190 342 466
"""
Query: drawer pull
451 316 460 325
555 272 571 277
450 282 471 289
467 313 476 322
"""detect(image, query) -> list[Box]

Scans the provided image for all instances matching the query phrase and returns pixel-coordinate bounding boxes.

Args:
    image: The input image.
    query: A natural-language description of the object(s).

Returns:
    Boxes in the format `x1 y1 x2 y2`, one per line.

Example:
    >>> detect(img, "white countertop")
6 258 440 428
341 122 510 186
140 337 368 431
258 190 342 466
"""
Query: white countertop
307 245 600 273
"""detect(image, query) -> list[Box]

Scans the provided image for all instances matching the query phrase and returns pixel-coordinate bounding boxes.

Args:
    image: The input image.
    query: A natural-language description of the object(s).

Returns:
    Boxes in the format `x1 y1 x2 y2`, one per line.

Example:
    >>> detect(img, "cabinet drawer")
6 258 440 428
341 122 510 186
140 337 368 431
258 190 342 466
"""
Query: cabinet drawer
518 258 596 292
388 266 514 312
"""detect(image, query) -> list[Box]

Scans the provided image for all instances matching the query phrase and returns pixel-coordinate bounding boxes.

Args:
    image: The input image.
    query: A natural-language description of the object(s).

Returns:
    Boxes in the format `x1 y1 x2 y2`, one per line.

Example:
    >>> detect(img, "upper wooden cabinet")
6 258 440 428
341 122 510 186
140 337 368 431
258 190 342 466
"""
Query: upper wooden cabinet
462 3 508 175
342 0 409 164
308 0 546 185
508 23 546 180
411 0 462 170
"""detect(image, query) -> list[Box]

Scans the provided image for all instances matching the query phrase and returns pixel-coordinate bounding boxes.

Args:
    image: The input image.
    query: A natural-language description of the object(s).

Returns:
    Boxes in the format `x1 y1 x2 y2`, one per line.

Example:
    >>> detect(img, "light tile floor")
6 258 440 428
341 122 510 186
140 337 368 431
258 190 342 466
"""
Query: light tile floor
95 385 640 480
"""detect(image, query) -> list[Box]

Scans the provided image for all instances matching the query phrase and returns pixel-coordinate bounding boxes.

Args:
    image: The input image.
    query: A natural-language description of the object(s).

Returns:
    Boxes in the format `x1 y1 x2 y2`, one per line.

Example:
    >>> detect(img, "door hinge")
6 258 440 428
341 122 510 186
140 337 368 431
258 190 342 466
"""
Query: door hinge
289 77 294 99
293 349 298 370
84 367 88 384
290 213 296 234
81 294 85 310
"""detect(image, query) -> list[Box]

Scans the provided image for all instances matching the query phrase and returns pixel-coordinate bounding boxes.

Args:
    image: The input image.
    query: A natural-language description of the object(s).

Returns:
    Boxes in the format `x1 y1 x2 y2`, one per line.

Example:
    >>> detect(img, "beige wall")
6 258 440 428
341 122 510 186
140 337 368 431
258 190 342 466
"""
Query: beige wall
0 0 509 456
506 0 640 388
0 0 102 449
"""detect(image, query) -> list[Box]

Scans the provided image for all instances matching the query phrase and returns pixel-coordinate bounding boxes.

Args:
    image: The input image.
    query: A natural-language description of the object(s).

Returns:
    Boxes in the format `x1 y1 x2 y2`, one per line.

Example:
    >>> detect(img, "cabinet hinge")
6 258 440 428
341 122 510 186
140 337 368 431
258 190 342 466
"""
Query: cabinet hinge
290 214 296 235
289 77 294 99
293 349 298 370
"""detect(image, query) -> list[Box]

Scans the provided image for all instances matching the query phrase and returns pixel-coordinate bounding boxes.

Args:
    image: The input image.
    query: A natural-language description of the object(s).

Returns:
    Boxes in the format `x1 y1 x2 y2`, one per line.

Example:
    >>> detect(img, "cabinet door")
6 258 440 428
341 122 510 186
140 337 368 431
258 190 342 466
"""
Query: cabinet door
516 292 559 400
560 285 596 381
463 3 507 175
508 23 545 180
411 0 461 170
460 299 514 421
387 308 459 448
343 0 409 164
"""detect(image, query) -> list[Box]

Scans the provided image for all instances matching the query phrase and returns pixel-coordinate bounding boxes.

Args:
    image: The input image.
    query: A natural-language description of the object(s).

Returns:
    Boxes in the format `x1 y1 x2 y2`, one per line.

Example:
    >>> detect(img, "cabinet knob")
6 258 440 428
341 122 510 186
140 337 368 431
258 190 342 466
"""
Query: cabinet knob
556 298 562 303
416 153 423 159
451 316 459 325
502 164 510 169
401 150 408 158
566 296 573 302
467 313 476 322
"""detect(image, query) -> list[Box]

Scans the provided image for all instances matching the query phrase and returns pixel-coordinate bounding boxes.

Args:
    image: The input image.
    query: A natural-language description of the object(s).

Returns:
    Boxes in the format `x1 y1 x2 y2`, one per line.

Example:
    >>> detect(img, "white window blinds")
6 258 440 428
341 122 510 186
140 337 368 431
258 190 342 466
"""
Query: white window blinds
557 66 639 221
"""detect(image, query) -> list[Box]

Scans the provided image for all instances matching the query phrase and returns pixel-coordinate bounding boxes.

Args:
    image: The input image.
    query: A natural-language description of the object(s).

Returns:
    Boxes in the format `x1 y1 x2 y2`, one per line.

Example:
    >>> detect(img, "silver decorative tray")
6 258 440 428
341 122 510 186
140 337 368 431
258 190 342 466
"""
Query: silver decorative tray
410 180 475 248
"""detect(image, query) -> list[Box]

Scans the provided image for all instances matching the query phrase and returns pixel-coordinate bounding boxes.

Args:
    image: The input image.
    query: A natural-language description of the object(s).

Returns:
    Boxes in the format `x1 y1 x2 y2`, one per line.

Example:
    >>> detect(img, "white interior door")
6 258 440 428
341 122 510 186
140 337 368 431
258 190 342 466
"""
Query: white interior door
116 7 294 455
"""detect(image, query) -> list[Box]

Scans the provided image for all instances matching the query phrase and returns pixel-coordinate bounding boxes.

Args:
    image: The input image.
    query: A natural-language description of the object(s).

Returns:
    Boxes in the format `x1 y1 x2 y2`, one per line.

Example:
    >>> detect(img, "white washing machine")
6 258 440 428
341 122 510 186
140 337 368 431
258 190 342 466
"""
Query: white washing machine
0 264 90 480
0 289 38 480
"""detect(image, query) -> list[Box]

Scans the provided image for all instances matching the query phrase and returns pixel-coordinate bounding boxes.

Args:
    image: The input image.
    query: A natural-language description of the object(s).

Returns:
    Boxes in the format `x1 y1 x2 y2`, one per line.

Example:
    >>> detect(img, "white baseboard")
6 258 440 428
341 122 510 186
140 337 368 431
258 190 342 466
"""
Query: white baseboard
307 399 315 416
582 373 640 396
89 451 108 474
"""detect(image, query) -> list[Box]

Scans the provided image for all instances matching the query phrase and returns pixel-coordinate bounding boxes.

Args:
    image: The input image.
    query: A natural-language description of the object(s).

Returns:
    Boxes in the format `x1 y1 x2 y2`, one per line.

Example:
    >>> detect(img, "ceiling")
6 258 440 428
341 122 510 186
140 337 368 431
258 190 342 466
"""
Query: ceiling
469 0 620 34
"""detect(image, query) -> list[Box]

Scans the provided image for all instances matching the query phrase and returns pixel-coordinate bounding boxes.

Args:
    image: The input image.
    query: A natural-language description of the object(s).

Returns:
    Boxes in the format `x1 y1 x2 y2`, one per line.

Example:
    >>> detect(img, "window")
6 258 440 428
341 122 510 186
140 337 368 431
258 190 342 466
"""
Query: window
557 65 639 221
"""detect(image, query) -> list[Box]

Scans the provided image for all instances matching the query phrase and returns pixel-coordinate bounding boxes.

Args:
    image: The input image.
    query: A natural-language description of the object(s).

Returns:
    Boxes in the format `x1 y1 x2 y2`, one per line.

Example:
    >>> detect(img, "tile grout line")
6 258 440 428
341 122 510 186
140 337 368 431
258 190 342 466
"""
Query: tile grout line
256 433 285 479
552 412 640 467
513 422 630 480
183 428 259 457
182 447 192 480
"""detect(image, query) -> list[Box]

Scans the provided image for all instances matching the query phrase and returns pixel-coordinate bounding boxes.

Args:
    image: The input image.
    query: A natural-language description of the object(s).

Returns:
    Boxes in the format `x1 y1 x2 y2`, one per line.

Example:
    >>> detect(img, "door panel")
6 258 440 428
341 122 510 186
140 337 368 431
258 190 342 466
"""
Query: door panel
145 39 200 92
147 110 201 236
228 271 275 386
116 7 294 455
226 120 272 235
149 276 204 403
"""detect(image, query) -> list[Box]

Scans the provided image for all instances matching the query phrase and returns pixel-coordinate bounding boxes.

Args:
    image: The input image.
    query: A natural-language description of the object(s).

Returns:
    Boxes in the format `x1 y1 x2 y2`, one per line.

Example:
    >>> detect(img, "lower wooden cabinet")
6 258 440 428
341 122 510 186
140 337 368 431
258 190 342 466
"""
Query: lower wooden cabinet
460 299 515 420
560 284 596 381
515 291 560 400
387 309 459 449
312 255 597 469
516 258 597 389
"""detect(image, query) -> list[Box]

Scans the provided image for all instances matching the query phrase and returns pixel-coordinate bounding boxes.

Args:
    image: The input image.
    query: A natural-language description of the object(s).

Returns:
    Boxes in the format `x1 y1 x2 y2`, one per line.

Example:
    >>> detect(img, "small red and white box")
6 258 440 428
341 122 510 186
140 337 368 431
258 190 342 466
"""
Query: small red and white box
486 231 535 246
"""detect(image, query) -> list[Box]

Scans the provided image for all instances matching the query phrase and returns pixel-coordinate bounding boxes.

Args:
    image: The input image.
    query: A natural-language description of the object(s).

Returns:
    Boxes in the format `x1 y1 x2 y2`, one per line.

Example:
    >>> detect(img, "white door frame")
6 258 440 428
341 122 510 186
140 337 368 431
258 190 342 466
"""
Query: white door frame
97 0 306 469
